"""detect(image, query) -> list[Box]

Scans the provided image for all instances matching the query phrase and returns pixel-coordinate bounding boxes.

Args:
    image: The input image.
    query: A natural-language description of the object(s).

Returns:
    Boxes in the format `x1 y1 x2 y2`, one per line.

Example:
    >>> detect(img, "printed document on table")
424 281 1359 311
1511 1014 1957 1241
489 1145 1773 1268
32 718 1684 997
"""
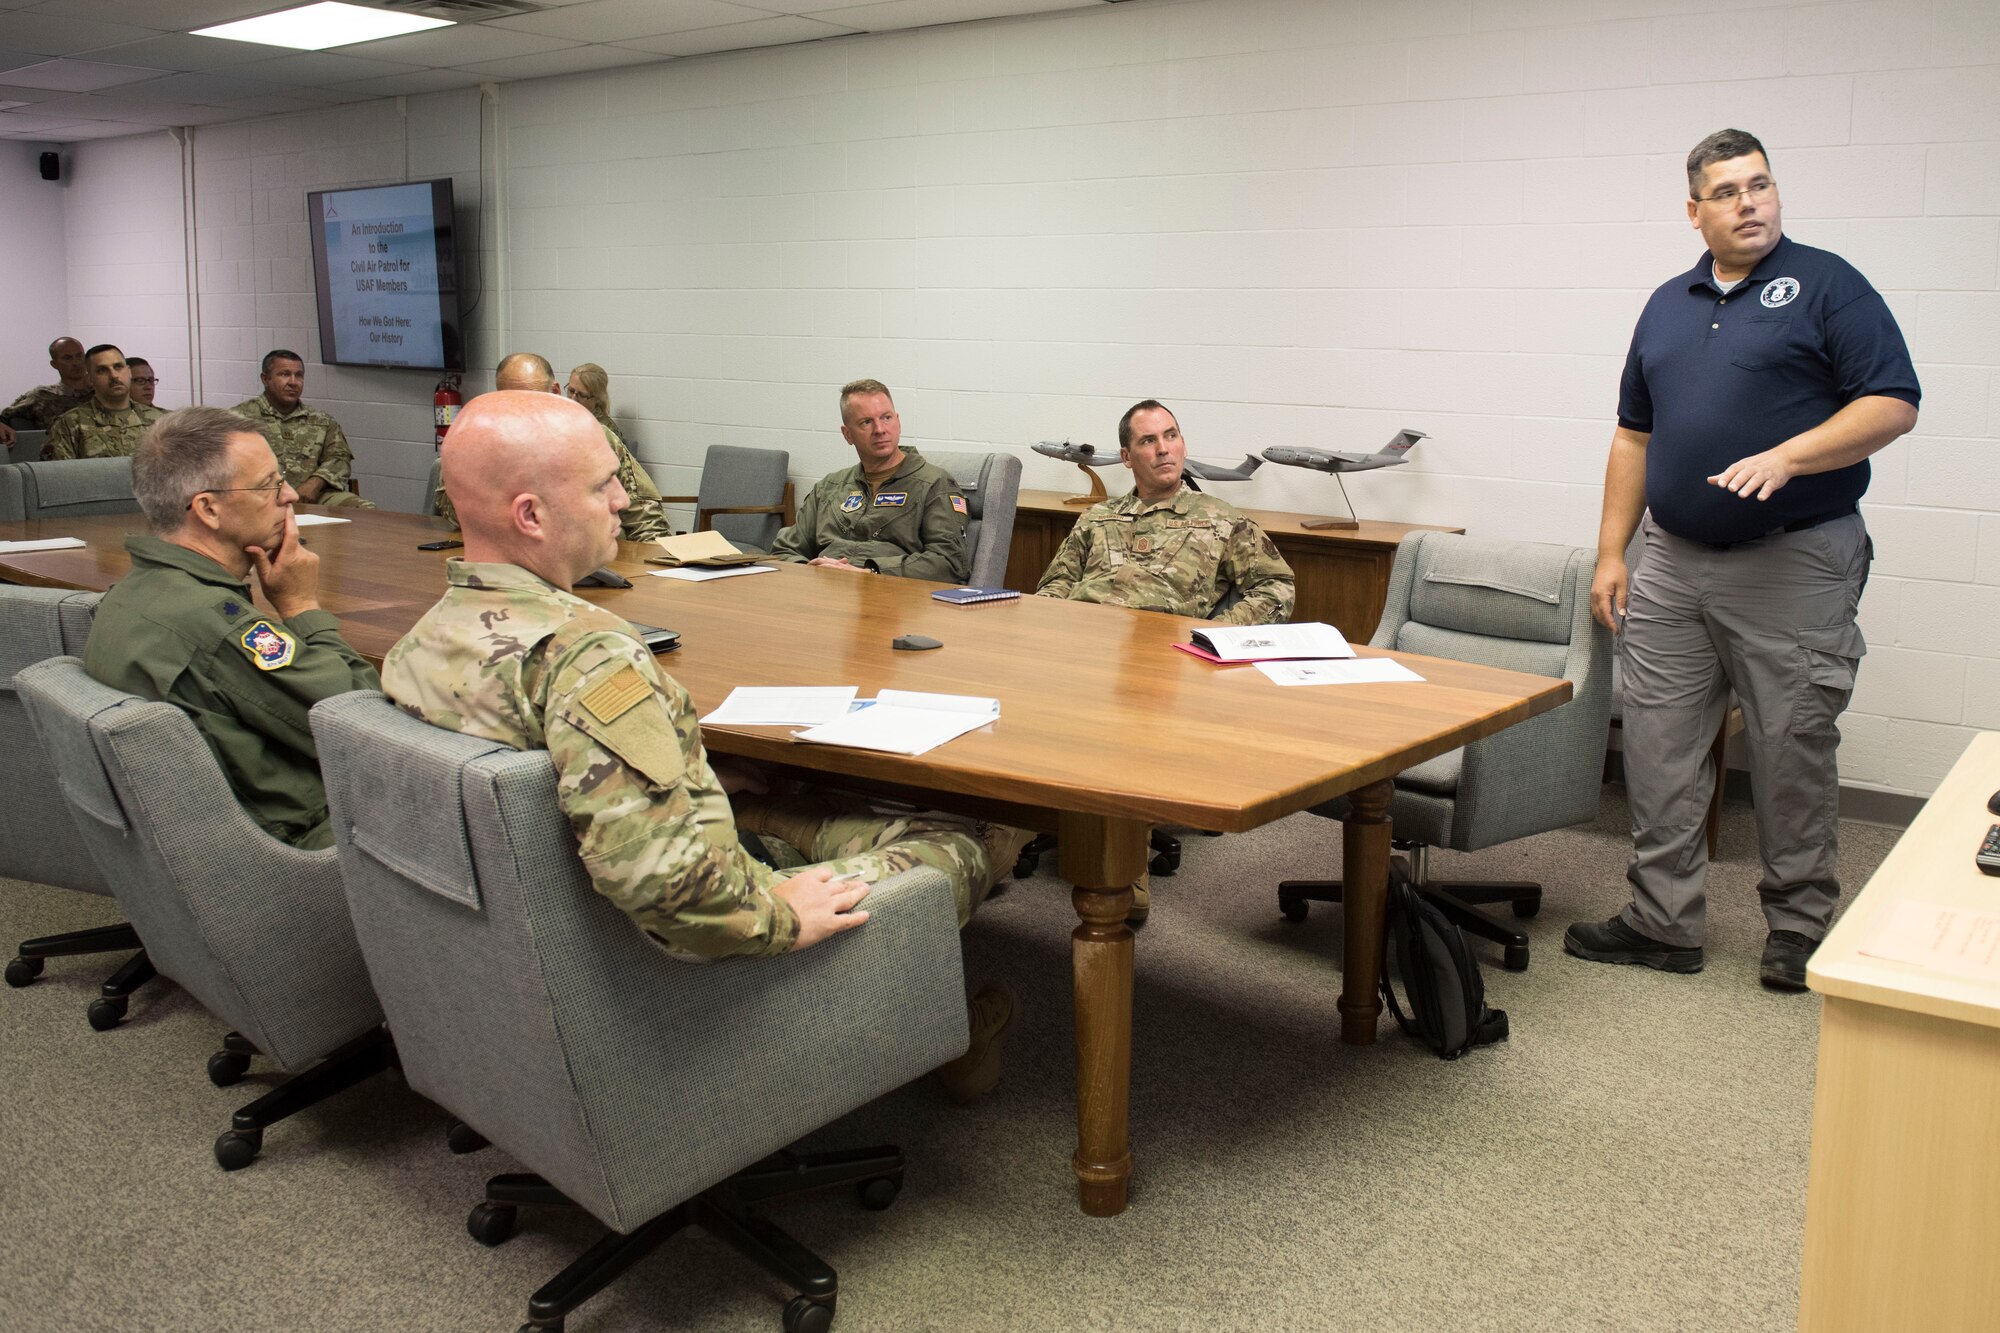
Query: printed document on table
1254 658 1425 686
1189 622 1354 662
703 687 857 726
651 564 777 582
793 691 999 756
0 537 86 553
1858 898 2000 983
293 513 350 527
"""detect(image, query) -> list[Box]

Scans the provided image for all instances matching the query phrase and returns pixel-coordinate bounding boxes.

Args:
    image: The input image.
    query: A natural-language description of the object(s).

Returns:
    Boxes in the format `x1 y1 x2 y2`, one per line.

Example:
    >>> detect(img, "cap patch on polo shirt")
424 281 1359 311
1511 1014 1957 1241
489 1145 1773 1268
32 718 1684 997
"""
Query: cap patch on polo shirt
1760 276 1799 308
840 494 865 513
874 492 908 507
239 620 296 671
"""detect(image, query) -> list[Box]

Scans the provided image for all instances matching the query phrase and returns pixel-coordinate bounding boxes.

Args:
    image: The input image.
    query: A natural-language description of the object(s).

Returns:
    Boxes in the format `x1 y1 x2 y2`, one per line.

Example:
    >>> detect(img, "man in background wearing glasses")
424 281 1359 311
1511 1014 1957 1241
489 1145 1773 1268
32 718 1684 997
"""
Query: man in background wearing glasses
1566 129 1921 991
84 407 378 849
126 357 157 408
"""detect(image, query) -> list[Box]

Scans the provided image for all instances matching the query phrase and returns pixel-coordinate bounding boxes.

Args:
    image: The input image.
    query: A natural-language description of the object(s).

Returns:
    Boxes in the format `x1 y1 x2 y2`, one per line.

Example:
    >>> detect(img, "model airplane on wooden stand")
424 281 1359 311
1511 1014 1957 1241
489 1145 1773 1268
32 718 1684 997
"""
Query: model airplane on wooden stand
1262 429 1426 530
1032 442 1263 504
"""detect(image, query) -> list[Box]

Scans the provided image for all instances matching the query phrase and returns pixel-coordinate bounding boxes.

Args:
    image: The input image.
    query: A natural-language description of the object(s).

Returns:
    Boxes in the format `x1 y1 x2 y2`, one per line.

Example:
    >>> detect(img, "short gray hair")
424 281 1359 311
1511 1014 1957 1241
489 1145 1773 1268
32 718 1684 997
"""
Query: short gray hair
1687 128 1768 197
133 406 259 533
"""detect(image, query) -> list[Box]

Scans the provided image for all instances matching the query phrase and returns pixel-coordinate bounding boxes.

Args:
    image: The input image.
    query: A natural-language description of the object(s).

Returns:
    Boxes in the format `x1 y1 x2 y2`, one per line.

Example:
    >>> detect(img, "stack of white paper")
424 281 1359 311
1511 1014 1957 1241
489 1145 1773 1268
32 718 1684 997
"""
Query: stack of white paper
652 564 776 583
1192 621 1354 661
702 687 857 726
0 537 86 554
793 690 1000 756
292 513 350 527
1254 658 1425 687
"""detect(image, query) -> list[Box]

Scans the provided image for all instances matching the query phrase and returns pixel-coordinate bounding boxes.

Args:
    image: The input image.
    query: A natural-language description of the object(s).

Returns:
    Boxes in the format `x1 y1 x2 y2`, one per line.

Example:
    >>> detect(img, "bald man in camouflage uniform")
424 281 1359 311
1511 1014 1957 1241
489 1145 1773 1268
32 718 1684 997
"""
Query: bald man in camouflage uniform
1035 400 1294 923
44 345 163 461
434 352 671 541
233 350 375 510
0 336 93 450
385 390 1026 1100
1036 400 1294 626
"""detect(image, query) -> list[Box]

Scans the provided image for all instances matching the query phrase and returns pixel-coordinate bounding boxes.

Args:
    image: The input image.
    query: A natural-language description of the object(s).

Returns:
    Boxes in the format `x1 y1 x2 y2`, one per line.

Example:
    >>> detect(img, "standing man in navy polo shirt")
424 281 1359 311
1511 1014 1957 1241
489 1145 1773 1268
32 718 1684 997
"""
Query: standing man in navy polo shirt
1565 129 1920 991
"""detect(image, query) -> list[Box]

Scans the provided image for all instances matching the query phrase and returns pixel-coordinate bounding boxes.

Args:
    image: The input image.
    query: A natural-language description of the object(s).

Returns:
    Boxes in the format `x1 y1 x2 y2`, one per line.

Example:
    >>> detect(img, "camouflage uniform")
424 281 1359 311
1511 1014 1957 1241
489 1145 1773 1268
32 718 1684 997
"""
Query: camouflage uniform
382 560 1012 960
84 536 381 848
2 382 92 431
434 422 671 541
771 448 969 581
231 394 375 510
1035 485 1296 625
43 399 165 461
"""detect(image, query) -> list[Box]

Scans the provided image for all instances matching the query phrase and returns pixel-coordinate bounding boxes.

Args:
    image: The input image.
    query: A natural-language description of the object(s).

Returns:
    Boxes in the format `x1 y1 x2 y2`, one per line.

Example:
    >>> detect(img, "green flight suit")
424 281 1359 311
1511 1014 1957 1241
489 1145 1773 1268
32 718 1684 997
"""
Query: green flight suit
83 536 382 849
44 399 164 461
770 447 970 582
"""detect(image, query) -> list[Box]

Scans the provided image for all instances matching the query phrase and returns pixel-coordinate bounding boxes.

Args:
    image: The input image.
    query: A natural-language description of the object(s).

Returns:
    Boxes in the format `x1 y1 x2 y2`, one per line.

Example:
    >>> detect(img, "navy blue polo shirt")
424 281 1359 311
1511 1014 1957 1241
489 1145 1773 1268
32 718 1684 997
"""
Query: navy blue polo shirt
1617 234 1920 546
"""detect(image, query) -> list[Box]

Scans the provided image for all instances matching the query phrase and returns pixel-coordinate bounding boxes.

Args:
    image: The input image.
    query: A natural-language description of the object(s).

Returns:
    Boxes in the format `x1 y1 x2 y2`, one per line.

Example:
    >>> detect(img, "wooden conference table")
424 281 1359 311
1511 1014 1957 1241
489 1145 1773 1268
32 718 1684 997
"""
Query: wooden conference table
1 507 1573 1217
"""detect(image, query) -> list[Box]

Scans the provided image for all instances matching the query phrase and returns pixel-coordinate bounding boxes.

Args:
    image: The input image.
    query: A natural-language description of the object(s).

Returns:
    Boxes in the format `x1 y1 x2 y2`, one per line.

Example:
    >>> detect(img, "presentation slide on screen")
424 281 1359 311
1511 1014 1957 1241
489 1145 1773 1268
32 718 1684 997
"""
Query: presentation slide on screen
319 183 445 369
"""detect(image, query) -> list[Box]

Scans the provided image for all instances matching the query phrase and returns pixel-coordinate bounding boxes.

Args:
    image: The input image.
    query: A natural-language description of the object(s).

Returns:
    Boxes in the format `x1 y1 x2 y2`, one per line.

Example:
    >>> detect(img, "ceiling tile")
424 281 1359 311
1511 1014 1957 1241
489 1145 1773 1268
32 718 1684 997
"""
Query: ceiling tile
339 23 580 67
25 88 202 117
486 0 770 43
0 108 90 130
0 46 44 71
614 14 857 57
326 67 486 97
454 42 663 80
82 32 293 72
1 56 166 90
811 0 1090 31
0 12 163 56
20 0 276 24
122 69 299 103
52 117 173 138
244 50 427 85
0 79 56 99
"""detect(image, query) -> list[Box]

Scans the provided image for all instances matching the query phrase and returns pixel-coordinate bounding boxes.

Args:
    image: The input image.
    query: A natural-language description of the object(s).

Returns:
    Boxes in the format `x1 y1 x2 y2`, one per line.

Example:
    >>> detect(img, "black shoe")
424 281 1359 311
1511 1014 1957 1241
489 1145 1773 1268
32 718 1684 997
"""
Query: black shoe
1563 916 1704 973
1760 930 1818 993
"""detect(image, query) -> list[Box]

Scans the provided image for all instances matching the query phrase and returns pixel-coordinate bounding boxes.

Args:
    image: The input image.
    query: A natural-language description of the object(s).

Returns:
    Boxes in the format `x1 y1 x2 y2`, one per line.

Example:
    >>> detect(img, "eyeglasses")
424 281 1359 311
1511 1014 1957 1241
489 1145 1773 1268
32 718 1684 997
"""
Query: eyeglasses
130 377 157 386
1694 179 1775 207
186 477 286 510
565 386 596 402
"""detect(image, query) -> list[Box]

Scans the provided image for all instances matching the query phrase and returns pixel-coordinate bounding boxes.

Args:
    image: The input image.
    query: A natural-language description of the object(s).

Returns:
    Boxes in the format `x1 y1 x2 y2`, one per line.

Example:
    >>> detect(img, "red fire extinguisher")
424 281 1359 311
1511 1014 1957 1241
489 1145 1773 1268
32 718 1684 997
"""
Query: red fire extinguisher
433 373 462 449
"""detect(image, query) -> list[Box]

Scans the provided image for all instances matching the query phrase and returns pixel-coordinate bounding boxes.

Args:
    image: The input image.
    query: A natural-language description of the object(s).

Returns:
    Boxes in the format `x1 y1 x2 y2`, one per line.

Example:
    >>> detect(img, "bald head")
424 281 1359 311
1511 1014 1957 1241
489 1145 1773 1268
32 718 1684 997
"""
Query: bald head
49 337 86 387
495 352 558 393
441 390 626 583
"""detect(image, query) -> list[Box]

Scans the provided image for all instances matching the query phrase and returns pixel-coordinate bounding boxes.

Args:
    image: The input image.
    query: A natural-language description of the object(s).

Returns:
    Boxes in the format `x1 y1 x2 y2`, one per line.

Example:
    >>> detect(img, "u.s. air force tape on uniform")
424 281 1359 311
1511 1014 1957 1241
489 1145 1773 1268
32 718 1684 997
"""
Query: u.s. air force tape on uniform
568 664 685 789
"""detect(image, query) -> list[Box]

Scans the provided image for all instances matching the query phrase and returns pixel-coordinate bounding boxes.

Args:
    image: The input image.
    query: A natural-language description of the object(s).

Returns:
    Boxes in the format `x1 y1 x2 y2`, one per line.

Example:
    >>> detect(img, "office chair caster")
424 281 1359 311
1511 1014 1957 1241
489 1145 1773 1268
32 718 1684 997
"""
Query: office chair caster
6 956 43 987
1513 898 1540 918
214 1127 262 1171
447 1119 489 1155
1278 893 1310 924
1014 833 1053 880
783 1295 835 1333
1149 832 1181 878
468 1202 519 1247
87 995 127 1030
857 1175 900 1211
1503 945 1530 972
207 1049 251 1087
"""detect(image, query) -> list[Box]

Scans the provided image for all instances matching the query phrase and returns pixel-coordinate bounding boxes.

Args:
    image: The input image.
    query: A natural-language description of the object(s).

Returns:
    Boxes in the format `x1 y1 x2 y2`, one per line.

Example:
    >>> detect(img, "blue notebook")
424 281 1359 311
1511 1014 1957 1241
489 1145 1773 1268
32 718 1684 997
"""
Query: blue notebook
932 586 1021 605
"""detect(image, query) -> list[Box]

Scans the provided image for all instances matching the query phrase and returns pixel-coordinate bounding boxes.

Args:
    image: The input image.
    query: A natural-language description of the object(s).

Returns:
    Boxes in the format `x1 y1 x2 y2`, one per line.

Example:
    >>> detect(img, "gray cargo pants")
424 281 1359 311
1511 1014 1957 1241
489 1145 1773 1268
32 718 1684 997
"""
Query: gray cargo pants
1618 511 1870 947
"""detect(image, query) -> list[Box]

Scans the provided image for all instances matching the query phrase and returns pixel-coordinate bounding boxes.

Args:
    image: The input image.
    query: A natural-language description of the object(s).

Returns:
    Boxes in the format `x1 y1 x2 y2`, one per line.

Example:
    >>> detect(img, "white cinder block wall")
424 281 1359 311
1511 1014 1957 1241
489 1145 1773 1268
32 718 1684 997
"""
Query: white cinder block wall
52 0 2000 798
0 142 70 395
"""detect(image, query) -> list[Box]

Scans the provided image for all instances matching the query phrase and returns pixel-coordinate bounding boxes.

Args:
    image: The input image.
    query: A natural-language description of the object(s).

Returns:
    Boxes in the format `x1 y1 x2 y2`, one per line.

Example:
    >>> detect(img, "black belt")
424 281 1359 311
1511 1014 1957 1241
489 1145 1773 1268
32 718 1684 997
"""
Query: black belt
1687 504 1858 552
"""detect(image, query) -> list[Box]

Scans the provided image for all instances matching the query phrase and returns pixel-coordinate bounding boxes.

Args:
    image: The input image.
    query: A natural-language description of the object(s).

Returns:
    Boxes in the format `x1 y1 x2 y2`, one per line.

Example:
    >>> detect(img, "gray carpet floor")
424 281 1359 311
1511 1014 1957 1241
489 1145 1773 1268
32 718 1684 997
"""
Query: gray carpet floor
0 789 1900 1333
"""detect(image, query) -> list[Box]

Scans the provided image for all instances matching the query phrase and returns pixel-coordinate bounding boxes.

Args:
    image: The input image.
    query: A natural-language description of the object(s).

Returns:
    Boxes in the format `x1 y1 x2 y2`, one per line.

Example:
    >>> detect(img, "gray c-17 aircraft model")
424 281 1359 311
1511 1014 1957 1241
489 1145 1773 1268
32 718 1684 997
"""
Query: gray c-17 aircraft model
1261 428 1426 474
1031 439 1262 480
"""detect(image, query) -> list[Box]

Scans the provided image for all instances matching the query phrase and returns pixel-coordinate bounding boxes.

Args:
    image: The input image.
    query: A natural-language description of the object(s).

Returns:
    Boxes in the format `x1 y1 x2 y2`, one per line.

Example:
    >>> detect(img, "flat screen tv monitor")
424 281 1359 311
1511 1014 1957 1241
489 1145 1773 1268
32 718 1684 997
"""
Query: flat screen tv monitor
306 178 464 371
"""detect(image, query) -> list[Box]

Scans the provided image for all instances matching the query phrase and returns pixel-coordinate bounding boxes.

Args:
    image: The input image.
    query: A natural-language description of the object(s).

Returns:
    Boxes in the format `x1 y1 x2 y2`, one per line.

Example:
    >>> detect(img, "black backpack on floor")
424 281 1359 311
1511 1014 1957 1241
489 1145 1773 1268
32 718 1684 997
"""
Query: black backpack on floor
1380 868 1510 1060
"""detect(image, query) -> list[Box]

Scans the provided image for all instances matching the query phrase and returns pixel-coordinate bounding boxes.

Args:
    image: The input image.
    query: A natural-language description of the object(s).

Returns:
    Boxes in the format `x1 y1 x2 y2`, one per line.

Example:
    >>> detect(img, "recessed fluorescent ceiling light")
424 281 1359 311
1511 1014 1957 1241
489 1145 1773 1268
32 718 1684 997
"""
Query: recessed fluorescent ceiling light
194 2 452 52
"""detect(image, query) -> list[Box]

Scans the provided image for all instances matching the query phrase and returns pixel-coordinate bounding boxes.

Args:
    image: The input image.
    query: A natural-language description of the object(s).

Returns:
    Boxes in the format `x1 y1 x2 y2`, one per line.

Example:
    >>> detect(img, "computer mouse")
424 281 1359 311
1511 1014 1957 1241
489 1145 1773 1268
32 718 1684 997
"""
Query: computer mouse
575 567 632 589
892 634 942 651
1989 789 2000 816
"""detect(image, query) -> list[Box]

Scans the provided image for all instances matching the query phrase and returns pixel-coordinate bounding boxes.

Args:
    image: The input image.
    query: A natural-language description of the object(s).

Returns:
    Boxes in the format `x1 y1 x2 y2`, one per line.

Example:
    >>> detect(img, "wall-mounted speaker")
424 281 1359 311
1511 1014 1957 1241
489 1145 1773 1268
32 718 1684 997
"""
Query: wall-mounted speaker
39 151 59 181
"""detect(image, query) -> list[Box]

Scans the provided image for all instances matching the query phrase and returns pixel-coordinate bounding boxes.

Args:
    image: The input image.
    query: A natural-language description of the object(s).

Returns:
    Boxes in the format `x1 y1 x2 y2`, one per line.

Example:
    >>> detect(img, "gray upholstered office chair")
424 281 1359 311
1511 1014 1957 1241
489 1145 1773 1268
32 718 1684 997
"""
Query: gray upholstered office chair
0 458 139 522
312 691 970 1333
1278 533 1613 970
7 429 47 464
16 659 391 1169
0 587 159 1025
924 449 1022 589
659 444 794 551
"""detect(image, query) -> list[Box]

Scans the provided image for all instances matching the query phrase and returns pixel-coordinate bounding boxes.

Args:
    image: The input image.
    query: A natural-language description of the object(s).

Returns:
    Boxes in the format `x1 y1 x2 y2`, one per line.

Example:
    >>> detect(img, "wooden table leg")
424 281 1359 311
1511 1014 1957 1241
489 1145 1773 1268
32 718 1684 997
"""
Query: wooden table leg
1058 811 1147 1217
1339 778 1394 1045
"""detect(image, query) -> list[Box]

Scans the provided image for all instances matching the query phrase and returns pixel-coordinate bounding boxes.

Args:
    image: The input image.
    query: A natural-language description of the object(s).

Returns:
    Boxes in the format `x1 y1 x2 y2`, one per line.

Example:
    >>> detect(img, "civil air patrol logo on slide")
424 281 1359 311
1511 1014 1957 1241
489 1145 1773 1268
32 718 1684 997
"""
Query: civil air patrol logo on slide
239 620 296 671
1761 276 1800 308
874 492 908 507
950 495 968 515
840 494 865 513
